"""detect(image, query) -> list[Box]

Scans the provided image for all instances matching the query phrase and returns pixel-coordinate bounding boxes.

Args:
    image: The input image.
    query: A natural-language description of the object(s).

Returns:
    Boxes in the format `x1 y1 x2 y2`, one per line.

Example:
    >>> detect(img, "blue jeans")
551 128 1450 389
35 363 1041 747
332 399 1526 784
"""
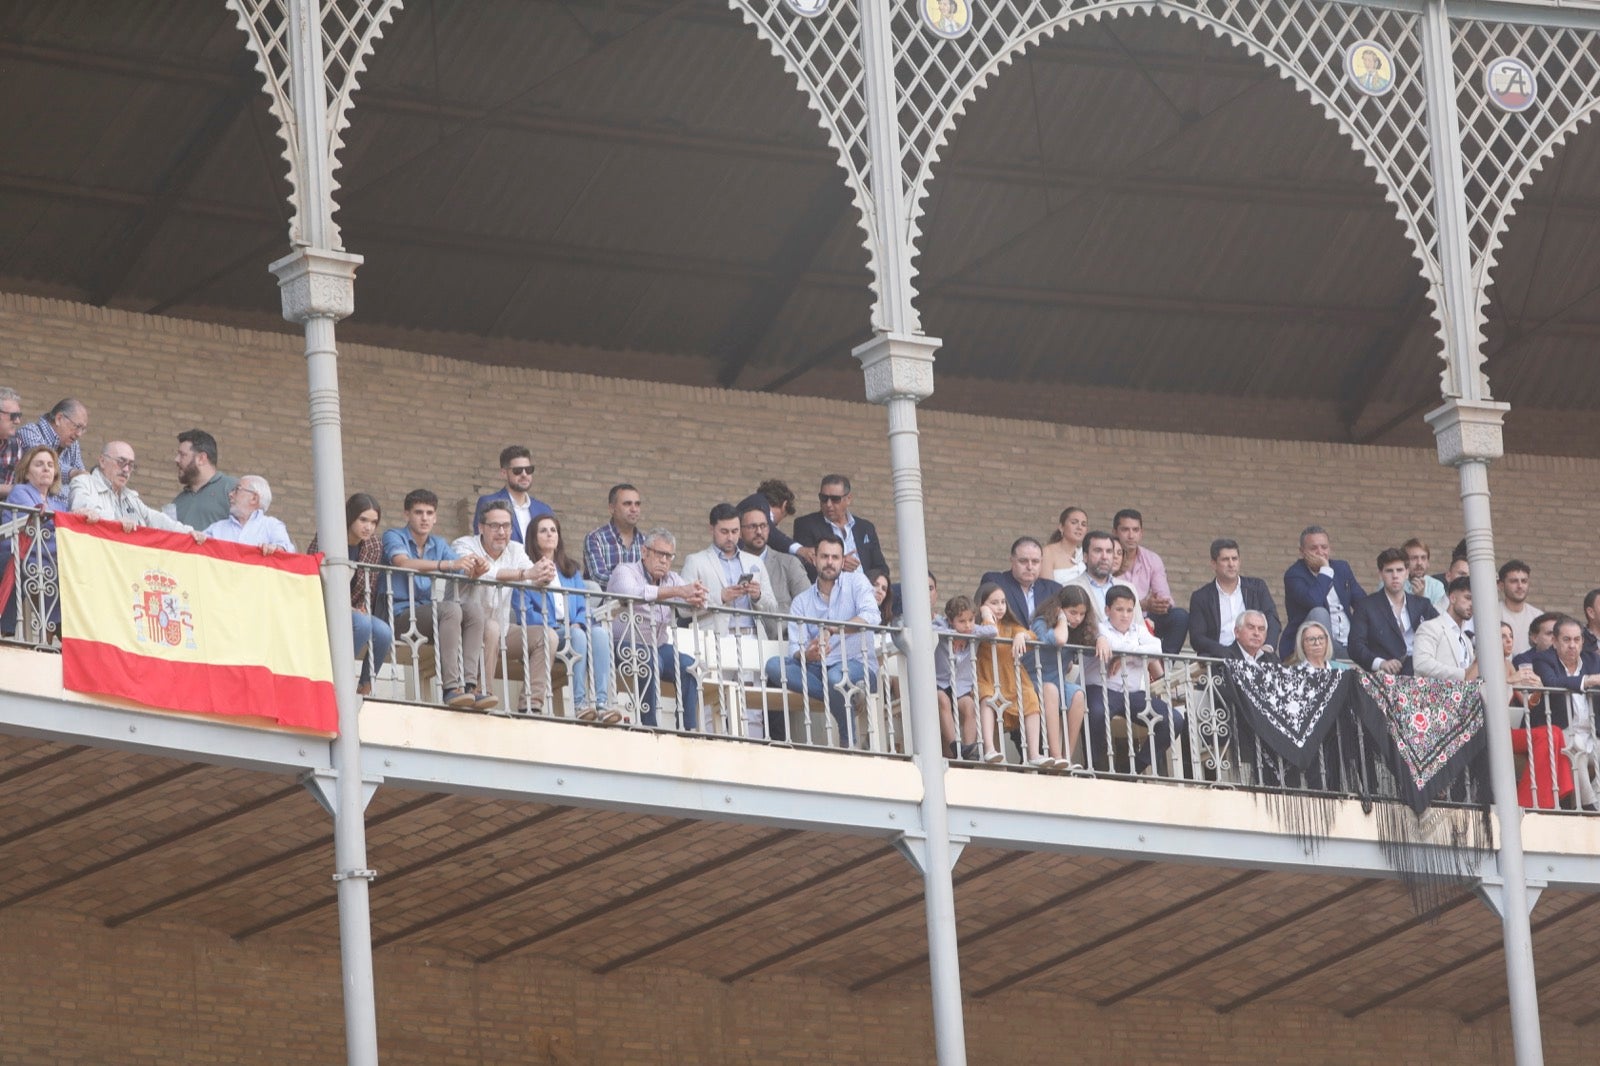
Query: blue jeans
1086 688 1184 772
763 656 876 747
556 623 612 707
352 610 394 688
618 643 698 730
1151 606 1191 655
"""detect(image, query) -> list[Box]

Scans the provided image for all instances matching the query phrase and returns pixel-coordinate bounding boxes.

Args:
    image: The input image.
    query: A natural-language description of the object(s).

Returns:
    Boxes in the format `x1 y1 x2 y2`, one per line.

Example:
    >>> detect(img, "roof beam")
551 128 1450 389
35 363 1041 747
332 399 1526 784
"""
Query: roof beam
0 744 88 786
972 870 1265 999
0 764 202 850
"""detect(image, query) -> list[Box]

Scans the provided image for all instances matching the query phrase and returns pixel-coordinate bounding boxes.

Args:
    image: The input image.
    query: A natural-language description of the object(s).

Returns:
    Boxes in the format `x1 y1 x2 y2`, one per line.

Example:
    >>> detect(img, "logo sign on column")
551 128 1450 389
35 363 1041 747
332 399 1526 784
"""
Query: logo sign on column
922 0 972 40
1344 40 1395 97
783 0 828 18
1485 56 1537 113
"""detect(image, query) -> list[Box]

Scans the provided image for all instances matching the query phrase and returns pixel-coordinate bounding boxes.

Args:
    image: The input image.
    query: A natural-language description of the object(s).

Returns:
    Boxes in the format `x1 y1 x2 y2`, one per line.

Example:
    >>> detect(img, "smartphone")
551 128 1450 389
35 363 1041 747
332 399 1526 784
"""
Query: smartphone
738 572 755 584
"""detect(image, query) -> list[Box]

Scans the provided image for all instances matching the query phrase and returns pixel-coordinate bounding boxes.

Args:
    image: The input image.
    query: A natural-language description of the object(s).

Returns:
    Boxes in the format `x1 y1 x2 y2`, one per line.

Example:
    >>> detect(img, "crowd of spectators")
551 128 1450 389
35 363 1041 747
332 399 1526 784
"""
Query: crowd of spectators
4 390 1600 795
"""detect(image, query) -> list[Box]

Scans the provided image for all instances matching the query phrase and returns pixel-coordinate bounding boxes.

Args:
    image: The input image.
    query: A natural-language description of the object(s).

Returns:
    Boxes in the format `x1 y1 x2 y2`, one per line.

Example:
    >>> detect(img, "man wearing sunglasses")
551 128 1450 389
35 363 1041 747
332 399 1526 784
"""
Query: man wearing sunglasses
16 397 90 483
473 445 552 543
0 388 23 499
791 474 889 581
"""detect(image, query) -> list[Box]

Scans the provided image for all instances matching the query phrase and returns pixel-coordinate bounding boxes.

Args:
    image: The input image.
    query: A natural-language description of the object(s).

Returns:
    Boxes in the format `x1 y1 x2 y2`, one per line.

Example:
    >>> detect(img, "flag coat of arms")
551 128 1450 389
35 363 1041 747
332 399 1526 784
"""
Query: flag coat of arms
55 513 337 733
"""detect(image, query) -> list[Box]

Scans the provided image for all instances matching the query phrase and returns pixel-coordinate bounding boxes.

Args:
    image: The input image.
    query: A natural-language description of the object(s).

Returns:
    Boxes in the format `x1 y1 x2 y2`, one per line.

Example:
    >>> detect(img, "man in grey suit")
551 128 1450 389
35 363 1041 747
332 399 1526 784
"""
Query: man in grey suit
739 498 809 636
680 502 776 637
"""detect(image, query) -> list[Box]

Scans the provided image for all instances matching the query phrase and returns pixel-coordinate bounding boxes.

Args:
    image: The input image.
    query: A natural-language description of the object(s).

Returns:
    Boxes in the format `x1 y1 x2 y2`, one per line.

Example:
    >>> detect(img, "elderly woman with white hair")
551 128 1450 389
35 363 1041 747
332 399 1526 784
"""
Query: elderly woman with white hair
203 474 295 554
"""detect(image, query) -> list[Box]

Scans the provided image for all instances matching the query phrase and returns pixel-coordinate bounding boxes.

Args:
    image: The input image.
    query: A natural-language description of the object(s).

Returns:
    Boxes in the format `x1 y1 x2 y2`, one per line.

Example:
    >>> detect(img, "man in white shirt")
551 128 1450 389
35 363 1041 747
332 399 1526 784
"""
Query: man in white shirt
1414 577 1480 682
452 500 556 714
203 476 293 554
1082 586 1181 774
681 502 777 637
70 442 204 542
1497 560 1542 657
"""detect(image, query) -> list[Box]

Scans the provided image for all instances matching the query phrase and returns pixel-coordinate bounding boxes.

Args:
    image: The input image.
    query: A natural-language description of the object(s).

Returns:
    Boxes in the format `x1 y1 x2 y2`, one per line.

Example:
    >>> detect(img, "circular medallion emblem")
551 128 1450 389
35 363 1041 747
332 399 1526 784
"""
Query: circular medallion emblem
1485 56 1537 112
921 0 971 40
782 0 828 18
1344 40 1395 97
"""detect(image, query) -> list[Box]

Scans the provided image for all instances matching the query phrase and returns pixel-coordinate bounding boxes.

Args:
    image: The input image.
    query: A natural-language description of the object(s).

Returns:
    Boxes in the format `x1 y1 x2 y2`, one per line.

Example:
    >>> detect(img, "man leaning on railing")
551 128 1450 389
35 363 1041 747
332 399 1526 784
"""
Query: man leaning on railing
606 527 707 730
763 533 880 748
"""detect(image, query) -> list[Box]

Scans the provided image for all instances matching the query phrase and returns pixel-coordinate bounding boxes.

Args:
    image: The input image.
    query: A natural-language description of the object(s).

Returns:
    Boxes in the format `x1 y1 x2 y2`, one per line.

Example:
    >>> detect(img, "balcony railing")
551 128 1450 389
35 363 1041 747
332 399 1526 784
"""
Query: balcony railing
2 505 1594 811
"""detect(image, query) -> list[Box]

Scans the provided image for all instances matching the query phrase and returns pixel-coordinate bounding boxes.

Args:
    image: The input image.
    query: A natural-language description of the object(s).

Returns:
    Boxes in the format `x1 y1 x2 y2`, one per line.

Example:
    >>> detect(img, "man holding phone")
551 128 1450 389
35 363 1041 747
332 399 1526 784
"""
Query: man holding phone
682 501 777 635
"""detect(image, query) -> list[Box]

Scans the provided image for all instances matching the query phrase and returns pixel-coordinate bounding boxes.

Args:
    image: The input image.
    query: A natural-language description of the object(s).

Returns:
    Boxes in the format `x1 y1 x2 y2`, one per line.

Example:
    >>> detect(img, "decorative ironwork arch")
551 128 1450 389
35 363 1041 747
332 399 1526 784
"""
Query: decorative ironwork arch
898 0 1443 333
1451 17 1600 372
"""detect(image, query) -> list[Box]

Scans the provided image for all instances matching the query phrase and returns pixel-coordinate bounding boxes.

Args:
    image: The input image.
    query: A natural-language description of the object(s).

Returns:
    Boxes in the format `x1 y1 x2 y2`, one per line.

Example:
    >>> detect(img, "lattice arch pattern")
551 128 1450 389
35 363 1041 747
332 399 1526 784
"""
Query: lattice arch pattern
894 0 1438 287
1451 18 1600 337
227 0 403 249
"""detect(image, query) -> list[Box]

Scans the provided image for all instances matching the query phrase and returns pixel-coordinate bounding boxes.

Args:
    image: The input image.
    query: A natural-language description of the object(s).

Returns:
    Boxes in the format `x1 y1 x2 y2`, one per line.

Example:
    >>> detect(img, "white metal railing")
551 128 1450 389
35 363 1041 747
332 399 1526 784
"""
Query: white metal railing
0 504 58 649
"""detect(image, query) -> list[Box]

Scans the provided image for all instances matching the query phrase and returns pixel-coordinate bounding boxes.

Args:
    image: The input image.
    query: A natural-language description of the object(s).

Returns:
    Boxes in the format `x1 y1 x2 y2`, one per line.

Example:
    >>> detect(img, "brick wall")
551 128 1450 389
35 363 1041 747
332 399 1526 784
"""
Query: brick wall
0 907 1576 1064
3 291 1597 618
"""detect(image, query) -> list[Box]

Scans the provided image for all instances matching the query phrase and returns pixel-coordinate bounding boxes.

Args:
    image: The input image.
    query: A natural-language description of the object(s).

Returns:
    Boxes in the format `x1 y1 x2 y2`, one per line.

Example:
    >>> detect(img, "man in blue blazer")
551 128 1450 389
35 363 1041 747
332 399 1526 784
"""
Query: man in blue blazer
1189 537 1282 658
1531 616 1600 730
473 444 552 542
978 536 1062 626
1349 547 1438 675
790 474 889 581
1281 525 1365 659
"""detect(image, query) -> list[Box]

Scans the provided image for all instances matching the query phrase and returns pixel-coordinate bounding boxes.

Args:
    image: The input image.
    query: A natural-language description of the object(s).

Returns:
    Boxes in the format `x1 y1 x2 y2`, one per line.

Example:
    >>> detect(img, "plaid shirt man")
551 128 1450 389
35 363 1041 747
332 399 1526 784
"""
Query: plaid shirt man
583 520 642 587
0 436 21 487
16 415 85 481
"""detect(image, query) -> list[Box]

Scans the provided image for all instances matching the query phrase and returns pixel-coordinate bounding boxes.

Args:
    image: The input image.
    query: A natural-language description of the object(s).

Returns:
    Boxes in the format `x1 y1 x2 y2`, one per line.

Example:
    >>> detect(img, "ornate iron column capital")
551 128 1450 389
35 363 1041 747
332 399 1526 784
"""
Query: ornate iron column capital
270 247 364 324
1425 397 1509 466
853 331 940 405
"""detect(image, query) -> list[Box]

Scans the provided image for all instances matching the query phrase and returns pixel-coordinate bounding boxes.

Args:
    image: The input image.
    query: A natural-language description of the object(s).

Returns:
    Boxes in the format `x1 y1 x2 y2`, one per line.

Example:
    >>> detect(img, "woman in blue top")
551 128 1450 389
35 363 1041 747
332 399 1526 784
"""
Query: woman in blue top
1030 584 1098 769
517 513 619 723
4 445 70 640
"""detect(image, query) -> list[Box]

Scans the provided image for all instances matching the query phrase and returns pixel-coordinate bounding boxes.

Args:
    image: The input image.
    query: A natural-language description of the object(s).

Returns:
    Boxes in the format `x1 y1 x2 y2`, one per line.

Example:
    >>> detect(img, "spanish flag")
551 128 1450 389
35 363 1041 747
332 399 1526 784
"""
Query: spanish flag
56 513 337 733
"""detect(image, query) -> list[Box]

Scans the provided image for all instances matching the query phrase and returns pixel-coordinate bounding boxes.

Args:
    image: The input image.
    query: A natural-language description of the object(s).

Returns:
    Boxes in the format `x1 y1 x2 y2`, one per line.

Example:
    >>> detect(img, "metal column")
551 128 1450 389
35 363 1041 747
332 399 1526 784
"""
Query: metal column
1420 2 1542 1061
274 2 382 1063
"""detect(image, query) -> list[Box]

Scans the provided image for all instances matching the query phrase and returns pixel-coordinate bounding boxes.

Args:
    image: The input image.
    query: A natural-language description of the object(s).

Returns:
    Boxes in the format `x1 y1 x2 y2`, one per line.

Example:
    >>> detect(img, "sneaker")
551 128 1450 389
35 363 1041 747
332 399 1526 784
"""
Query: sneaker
1026 754 1052 769
577 705 599 722
443 688 475 709
959 743 982 762
600 707 624 725
471 688 500 712
982 748 1005 765
1047 756 1071 771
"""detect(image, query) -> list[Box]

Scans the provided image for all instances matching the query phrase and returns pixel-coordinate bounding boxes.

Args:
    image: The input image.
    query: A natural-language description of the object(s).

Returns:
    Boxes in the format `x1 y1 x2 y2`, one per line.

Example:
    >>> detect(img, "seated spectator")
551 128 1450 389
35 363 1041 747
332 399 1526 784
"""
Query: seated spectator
1513 611 1560 669
452 500 554 715
750 479 799 556
2 445 70 639
203 476 294 554
1224 610 1277 664
792 474 889 579
737 498 808 624
1497 560 1542 657
1041 506 1088 584
1432 538 1469 586
680 502 776 635
980 536 1063 631
518 514 620 723
1082 585 1182 774
1413 576 1478 681
1444 555 1470 586
1350 548 1438 676
583 483 643 588
474 445 551 543
1532 617 1600 808
70 442 204 542
1188 538 1282 659
934 593 992 761
0 387 23 499
382 489 492 711
972 582 1047 767
763 534 879 747
1282 525 1364 659
1068 531 1143 630
867 567 899 627
1031 585 1098 768
171 429 238 530
608 527 707 730
1286 620 1347 670
1114 509 1188 655
308 493 392 697
1401 538 1447 611
1502 619 1571 809
17 398 89 482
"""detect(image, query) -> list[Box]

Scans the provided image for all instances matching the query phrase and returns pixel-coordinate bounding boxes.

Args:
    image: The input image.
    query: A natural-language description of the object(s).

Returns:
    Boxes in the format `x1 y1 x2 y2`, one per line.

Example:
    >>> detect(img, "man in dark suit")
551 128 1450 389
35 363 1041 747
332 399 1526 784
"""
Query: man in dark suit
978 536 1062 626
1281 525 1365 659
1349 547 1438 675
1190 538 1282 658
1531 615 1600 730
1221 610 1278 663
742 479 799 557
791 474 889 581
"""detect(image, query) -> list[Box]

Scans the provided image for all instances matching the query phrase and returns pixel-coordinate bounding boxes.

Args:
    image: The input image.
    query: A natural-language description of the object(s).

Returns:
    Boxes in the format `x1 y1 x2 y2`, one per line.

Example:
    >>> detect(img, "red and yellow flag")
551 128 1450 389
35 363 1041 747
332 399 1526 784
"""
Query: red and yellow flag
56 513 337 733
